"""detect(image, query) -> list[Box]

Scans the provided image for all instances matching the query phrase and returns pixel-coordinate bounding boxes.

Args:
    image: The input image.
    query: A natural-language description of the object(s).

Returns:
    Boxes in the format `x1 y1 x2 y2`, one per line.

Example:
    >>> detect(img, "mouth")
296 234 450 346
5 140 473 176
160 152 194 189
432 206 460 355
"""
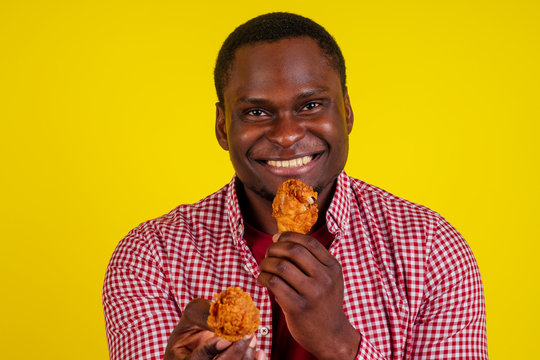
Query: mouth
255 152 323 175
266 155 314 168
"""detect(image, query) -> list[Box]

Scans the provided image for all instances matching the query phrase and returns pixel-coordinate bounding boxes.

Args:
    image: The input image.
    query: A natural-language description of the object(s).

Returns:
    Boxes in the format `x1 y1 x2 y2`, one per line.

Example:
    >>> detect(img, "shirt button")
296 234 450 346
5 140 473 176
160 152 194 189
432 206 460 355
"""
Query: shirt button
243 264 250 272
259 327 269 336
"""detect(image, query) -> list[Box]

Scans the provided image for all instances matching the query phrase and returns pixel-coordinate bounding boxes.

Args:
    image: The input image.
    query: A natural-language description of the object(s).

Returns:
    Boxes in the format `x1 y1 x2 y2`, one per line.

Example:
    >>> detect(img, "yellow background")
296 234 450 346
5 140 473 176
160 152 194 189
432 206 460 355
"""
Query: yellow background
1 1 538 359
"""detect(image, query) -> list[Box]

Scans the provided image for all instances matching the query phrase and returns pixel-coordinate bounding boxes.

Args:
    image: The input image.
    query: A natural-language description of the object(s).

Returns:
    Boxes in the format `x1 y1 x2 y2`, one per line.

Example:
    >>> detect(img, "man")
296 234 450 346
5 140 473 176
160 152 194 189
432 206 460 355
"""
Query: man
103 12 488 360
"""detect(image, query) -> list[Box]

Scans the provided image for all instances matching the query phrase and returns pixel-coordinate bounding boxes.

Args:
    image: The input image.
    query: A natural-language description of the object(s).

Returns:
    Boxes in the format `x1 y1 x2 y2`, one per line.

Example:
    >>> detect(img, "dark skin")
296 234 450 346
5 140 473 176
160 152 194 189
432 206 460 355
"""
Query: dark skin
165 36 360 359
258 232 359 360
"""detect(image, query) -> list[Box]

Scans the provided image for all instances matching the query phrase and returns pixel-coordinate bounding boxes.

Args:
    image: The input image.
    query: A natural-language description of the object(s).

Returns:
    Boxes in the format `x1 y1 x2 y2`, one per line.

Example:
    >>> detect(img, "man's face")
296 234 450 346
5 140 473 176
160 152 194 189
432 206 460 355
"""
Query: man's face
216 36 353 203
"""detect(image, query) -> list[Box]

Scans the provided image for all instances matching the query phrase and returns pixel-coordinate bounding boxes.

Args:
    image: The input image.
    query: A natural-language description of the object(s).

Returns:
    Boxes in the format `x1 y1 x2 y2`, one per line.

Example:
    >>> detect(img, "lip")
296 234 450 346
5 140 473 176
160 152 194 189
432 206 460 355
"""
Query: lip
255 152 324 176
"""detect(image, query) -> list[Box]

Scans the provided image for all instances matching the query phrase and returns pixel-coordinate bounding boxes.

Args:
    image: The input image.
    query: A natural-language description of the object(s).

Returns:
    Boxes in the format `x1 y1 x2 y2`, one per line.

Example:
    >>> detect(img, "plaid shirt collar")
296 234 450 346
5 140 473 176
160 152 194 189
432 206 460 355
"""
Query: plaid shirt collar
225 171 352 242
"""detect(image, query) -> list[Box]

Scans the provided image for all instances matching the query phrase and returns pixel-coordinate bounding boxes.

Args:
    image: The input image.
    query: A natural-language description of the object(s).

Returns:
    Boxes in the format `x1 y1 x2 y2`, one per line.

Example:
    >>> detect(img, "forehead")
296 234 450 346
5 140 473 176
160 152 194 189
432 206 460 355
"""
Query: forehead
224 37 341 102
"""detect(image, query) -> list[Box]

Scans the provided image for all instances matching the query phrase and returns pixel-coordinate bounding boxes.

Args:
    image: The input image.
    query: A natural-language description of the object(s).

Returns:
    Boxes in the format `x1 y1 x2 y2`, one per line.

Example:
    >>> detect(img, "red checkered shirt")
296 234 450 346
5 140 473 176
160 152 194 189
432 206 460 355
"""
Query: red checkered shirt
103 171 488 359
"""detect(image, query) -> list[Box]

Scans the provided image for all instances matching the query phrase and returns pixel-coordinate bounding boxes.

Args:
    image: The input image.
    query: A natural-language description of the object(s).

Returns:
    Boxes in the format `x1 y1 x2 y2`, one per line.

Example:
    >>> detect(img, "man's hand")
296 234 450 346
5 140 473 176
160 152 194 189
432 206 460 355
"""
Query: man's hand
258 232 361 360
164 298 266 360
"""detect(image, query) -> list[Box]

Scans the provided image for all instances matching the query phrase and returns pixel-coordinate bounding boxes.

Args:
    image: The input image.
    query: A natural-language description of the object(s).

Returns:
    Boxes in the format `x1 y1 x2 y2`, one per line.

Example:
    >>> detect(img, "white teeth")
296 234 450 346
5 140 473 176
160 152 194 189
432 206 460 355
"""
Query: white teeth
268 155 313 168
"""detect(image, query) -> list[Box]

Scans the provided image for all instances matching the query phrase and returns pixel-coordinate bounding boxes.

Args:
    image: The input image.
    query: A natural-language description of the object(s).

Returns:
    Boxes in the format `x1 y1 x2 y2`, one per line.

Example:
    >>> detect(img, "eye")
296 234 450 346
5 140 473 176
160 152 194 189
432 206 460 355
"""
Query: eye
241 107 272 122
302 101 321 111
247 109 266 117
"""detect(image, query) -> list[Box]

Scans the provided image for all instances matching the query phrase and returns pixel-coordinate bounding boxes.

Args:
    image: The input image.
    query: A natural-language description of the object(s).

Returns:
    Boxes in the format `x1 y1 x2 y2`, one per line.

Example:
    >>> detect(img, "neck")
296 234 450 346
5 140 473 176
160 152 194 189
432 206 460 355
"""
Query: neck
236 178 337 235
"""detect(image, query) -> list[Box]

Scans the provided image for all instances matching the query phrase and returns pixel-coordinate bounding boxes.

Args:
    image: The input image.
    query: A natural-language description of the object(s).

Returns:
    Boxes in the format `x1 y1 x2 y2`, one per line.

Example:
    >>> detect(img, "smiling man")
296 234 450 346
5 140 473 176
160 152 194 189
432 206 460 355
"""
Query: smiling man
215 35 353 235
103 13 488 360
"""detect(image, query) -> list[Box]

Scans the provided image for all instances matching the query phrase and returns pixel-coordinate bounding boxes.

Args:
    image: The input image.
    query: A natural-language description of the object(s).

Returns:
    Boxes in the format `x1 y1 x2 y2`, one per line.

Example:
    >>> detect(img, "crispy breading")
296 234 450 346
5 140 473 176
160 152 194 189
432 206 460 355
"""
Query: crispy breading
272 179 318 234
207 287 260 342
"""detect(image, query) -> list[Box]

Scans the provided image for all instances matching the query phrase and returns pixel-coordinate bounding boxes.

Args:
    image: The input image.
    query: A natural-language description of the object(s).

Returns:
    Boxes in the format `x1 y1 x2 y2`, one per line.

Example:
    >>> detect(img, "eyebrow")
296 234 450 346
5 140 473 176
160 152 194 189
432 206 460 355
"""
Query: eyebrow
295 87 330 100
235 87 330 105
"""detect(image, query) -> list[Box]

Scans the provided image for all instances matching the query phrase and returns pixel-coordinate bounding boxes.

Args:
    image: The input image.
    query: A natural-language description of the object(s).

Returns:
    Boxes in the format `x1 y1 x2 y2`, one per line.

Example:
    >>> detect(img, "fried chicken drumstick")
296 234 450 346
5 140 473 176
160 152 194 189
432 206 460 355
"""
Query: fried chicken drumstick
272 179 318 234
207 287 260 341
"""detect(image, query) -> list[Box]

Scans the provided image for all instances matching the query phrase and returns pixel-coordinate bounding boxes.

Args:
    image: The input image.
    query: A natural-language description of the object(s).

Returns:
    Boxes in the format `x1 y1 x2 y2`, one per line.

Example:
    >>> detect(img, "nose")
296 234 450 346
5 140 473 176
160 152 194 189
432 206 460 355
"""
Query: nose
265 111 306 148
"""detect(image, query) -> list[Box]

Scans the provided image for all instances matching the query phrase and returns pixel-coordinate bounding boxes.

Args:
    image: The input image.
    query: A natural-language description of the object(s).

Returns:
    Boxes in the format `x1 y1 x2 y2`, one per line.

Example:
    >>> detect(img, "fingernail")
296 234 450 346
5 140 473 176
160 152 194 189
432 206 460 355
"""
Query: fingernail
249 336 257 348
216 339 232 350
272 233 280 242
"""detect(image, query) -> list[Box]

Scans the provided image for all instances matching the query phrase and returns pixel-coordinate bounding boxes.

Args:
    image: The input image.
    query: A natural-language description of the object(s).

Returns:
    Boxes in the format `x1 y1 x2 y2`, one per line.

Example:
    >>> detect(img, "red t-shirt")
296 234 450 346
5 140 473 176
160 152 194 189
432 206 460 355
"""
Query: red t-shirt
243 223 334 360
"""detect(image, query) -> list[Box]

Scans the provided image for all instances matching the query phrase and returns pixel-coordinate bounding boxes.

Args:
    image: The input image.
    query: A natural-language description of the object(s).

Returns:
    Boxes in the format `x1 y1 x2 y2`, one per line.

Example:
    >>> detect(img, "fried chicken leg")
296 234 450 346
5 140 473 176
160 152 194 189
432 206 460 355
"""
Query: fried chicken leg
207 287 260 342
272 179 318 234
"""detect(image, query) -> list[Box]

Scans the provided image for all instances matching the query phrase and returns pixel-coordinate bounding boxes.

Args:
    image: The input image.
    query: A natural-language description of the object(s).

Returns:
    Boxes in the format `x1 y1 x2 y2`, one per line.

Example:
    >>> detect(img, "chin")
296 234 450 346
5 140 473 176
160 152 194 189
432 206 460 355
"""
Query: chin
237 176 278 203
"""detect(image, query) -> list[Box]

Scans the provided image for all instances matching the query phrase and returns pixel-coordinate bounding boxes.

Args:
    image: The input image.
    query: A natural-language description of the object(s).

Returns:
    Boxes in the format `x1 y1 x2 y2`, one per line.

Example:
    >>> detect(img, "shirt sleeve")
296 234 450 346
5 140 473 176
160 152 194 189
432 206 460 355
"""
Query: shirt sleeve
353 215 487 360
102 226 181 360
406 216 488 359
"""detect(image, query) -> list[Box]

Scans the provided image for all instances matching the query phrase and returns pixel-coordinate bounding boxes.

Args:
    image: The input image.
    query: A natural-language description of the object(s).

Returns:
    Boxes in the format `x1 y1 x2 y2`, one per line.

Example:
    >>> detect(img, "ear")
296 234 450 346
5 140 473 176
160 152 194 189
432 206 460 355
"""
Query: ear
343 88 354 134
215 102 229 151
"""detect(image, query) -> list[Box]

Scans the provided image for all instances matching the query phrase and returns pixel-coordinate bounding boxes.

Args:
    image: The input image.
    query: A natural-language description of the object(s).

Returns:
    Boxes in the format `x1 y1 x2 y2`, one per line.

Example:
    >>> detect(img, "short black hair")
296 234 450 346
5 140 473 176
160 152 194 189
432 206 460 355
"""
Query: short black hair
214 12 346 103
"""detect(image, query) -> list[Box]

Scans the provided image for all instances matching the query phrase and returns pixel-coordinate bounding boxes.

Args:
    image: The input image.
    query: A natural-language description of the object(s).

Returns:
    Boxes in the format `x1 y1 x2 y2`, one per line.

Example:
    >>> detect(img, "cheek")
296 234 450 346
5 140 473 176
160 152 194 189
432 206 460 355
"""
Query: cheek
316 118 349 146
227 125 259 163
229 123 266 150
316 119 350 167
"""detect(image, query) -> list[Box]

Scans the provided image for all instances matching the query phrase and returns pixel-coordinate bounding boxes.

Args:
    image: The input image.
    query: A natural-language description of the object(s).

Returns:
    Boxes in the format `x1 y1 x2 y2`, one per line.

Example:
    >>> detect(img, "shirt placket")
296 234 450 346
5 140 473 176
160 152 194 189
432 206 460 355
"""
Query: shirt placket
233 221 274 357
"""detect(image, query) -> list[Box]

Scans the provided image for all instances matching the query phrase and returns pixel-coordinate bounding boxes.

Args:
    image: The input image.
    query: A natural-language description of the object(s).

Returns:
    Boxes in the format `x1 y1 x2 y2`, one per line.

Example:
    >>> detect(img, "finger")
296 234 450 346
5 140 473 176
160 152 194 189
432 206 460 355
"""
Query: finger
165 332 224 360
182 298 212 330
257 270 302 310
274 232 336 267
259 256 312 295
213 337 253 359
265 239 324 277
256 349 267 360
166 299 216 359
240 336 257 360
185 336 232 360
171 329 215 353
